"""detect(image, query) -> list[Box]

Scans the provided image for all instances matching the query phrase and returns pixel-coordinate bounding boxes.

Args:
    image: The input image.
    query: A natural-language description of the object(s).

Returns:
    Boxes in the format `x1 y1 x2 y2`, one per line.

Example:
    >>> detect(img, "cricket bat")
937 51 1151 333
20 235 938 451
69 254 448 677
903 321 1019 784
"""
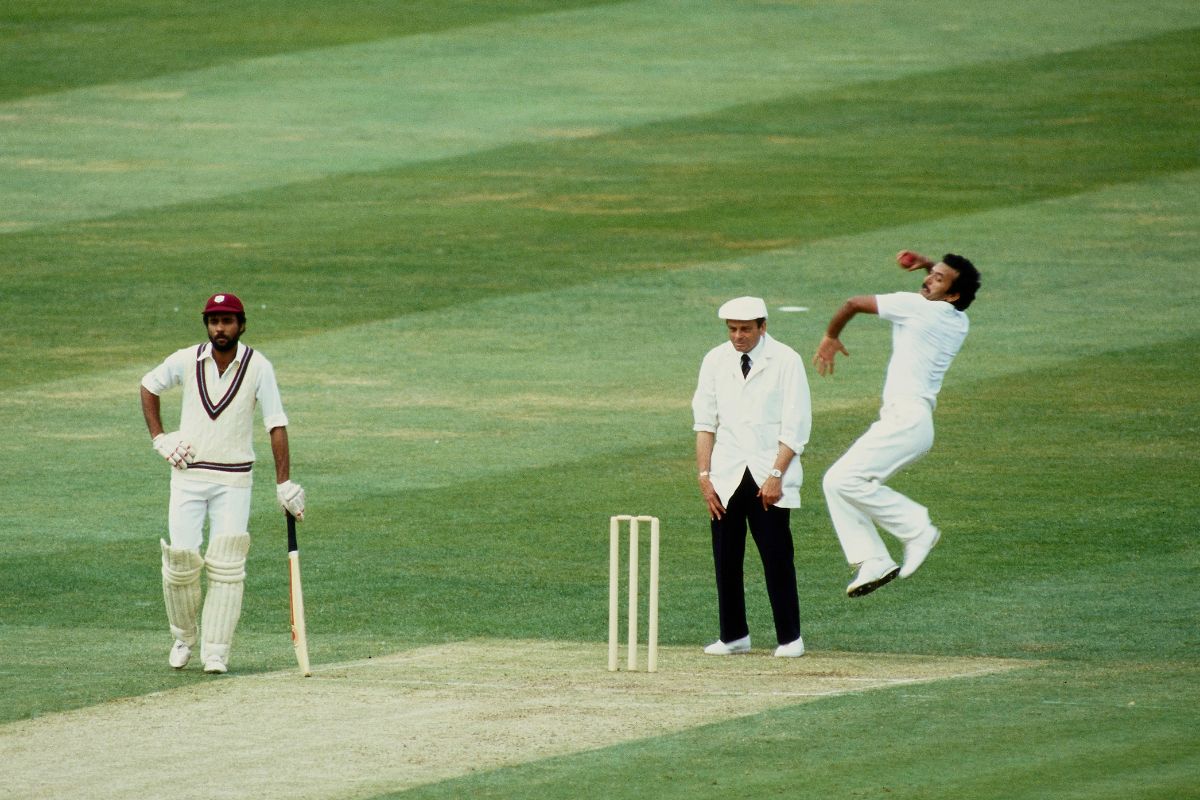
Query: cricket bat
286 512 313 677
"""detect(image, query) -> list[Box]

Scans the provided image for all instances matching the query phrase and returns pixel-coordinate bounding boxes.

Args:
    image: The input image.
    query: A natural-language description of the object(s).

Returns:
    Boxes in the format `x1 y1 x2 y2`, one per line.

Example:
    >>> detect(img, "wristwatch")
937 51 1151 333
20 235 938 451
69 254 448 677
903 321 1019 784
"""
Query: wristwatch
768 468 783 478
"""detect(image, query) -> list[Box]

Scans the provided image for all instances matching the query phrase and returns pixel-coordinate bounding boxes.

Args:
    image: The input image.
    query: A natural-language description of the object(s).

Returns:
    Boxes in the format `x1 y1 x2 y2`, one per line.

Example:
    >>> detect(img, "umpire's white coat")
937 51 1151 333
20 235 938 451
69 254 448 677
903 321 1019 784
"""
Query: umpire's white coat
692 333 812 508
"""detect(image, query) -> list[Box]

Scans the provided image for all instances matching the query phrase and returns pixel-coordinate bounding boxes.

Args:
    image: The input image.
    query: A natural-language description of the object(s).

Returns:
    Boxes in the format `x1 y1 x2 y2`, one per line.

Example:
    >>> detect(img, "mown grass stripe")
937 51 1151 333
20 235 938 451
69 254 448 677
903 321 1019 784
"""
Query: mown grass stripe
3 4 1196 230
3 30 1197 388
0 1 622 102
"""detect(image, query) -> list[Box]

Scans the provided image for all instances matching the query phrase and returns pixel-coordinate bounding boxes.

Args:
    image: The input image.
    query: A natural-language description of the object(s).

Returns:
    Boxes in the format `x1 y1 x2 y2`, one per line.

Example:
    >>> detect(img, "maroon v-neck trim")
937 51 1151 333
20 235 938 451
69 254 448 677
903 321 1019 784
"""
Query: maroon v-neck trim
195 344 255 420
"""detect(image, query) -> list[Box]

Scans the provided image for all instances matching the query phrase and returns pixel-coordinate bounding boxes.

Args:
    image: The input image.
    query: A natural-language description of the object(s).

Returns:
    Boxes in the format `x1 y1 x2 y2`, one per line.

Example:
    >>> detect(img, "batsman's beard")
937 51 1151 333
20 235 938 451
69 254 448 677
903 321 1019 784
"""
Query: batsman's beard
209 333 239 353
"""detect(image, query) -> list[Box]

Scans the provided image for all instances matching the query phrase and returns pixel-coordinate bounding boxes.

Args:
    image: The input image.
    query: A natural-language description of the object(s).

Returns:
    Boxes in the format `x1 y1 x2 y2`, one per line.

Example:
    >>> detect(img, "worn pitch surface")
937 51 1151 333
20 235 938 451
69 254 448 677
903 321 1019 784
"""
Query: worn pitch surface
1 640 1030 799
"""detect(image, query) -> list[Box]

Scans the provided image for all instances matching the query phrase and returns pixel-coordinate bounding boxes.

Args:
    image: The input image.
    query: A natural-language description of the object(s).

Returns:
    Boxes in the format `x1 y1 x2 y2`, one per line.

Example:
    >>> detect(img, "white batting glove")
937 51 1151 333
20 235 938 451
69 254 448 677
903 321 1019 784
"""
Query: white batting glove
277 480 306 520
152 432 196 470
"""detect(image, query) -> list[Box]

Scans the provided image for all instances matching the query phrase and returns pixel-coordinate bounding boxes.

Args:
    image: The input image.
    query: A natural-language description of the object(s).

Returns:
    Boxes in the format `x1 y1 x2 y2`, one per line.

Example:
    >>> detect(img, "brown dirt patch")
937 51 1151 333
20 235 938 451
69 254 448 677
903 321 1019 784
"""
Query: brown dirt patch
0 639 1030 800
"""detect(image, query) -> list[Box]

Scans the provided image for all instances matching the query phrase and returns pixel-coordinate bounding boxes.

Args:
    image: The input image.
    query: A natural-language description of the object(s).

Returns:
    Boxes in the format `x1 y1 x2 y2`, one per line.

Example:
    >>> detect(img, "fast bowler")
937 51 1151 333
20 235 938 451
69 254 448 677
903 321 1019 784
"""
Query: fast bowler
813 250 981 597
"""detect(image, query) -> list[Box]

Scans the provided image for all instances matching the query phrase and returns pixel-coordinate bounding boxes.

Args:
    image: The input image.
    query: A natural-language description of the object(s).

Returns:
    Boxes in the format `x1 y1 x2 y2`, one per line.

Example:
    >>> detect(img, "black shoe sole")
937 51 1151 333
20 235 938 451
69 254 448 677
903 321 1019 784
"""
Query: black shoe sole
847 566 900 598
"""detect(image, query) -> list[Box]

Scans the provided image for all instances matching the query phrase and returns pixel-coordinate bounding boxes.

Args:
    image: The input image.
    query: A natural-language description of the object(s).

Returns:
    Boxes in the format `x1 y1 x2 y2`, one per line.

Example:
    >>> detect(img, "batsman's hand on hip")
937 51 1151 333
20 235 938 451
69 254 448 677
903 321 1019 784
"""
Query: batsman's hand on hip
152 432 196 470
277 480 306 520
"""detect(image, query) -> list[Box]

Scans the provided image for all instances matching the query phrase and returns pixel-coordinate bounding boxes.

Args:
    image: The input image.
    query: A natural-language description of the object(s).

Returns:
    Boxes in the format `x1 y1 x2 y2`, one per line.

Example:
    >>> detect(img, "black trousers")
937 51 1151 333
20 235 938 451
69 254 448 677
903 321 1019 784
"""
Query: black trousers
711 469 801 645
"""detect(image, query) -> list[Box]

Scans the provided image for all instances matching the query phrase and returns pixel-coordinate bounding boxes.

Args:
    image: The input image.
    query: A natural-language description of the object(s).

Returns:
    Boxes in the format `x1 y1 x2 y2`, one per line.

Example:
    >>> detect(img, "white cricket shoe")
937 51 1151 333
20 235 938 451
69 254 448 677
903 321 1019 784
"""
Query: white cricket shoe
773 637 805 658
704 635 751 655
899 526 941 578
847 558 900 598
203 657 228 675
169 640 192 669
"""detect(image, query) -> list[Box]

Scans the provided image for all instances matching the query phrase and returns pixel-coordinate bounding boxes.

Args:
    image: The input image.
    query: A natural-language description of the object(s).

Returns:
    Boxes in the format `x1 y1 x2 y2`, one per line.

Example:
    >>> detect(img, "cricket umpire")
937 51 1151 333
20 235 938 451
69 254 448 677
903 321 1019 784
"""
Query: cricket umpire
692 296 811 658
140 292 306 674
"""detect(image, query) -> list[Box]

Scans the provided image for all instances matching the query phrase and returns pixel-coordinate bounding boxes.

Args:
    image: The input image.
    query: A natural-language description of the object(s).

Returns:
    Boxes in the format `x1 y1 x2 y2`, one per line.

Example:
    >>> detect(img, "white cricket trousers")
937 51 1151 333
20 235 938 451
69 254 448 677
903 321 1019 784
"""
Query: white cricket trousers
168 476 252 551
823 400 935 565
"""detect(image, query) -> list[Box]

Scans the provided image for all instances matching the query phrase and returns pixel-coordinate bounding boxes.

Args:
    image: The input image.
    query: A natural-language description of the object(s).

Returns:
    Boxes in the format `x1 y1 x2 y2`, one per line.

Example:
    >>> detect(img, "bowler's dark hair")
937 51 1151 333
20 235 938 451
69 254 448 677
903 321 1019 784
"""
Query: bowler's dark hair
942 253 980 311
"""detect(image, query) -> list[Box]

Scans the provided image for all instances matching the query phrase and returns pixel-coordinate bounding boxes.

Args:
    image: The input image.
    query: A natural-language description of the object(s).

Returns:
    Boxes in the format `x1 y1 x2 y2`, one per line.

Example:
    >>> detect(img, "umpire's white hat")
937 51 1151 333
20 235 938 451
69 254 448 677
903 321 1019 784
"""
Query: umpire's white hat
717 296 768 320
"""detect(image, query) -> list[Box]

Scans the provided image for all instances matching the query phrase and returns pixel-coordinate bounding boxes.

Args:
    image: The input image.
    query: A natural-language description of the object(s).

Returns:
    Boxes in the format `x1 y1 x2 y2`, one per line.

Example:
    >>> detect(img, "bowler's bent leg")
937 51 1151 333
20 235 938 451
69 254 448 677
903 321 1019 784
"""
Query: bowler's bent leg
824 402 934 565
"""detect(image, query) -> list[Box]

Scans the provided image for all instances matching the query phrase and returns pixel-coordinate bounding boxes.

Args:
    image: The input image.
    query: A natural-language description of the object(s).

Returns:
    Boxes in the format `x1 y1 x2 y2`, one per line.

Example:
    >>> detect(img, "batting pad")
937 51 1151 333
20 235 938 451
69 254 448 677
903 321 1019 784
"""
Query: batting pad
200 533 250 665
160 540 203 647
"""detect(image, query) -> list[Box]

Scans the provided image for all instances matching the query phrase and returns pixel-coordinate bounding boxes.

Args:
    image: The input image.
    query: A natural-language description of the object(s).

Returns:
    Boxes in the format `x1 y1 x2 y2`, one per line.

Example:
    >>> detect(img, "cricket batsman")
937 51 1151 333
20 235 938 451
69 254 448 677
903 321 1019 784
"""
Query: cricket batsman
140 292 306 673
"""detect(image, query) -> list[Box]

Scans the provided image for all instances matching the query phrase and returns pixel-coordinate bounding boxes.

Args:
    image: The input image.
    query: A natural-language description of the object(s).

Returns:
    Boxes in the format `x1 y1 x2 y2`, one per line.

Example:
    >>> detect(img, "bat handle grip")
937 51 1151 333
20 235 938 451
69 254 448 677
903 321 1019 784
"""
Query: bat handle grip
286 512 298 552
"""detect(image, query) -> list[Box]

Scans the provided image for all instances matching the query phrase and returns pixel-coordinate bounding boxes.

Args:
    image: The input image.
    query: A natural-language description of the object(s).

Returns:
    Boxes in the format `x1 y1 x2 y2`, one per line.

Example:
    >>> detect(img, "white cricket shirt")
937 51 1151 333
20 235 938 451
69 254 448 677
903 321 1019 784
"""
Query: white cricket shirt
875 292 969 410
142 342 288 487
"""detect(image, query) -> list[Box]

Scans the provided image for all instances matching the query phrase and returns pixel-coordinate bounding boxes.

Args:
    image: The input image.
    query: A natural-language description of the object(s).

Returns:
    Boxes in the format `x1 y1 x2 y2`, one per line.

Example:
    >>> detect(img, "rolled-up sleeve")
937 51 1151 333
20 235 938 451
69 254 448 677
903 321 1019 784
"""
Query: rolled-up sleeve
691 351 719 433
255 359 289 431
777 356 812 456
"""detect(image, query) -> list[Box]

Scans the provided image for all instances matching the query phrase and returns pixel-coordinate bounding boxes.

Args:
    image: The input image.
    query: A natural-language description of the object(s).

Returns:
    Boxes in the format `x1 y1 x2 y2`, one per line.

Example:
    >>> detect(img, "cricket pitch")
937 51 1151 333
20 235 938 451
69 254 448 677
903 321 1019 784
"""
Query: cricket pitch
0 640 1031 800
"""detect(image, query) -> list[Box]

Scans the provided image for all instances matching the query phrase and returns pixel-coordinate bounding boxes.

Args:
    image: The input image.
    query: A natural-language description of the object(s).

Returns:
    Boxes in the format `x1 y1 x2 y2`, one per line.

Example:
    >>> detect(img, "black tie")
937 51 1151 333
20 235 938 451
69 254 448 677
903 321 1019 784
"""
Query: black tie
741 354 751 378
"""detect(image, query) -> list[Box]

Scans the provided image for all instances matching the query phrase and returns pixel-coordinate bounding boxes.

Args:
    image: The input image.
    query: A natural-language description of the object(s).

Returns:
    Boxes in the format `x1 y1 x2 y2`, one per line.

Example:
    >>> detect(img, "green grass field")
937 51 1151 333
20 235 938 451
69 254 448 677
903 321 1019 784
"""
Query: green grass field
2 2 1198 798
